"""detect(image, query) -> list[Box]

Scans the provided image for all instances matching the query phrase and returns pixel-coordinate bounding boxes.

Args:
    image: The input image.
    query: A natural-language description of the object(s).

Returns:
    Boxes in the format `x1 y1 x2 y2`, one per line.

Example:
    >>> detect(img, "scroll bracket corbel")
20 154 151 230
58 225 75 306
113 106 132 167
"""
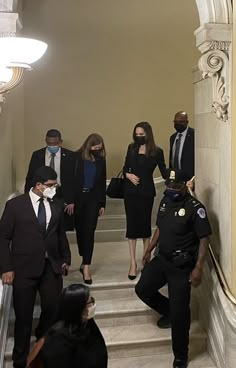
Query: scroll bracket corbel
198 49 229 122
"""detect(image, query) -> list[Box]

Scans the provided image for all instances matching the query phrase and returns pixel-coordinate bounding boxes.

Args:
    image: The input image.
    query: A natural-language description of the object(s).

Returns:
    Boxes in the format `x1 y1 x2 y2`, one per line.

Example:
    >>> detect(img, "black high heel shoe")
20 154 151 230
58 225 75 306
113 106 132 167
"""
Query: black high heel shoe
128 263 137 280
81 268 92 285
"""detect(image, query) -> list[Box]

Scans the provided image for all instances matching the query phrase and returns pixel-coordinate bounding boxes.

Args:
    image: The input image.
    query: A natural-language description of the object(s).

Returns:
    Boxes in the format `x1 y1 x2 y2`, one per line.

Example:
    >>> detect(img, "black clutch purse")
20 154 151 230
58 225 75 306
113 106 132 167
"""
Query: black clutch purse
106 171 124 199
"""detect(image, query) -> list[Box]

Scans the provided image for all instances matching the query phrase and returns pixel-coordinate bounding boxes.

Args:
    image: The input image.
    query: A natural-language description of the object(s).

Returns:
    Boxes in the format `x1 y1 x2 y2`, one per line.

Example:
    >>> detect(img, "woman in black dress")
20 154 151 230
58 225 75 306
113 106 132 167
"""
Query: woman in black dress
66 134 106 284
123 122 167 279
41 283 108 368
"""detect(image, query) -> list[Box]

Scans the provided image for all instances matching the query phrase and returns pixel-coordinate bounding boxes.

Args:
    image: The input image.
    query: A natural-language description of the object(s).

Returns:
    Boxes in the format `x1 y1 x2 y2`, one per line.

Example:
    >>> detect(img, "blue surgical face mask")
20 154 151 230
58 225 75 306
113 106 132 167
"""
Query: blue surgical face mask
47 146 60 154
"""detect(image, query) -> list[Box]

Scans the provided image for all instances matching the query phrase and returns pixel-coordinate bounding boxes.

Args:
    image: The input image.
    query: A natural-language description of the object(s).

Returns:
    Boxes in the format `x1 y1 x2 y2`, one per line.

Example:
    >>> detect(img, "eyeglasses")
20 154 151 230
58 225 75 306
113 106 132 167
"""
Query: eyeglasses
86 296 95 305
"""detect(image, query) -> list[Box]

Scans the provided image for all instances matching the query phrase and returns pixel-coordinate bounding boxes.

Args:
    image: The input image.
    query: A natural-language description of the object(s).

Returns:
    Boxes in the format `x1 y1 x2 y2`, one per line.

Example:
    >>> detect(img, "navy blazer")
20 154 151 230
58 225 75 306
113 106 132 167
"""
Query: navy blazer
123 144 167 198
0 194 71 277
169 127 195 181
24 147 75 204
73 153 106 208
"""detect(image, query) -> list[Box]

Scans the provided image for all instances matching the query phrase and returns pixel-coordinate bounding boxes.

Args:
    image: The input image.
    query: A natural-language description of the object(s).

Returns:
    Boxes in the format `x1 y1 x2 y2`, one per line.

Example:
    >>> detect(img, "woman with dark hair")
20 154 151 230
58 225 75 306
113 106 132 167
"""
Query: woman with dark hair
65 134 106 284
123 122 167 279
28 283 107 368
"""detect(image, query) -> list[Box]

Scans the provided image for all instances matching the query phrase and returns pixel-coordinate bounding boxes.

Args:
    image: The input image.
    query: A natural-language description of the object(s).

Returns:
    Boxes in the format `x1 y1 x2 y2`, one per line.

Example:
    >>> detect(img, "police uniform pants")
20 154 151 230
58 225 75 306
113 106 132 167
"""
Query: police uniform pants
135 254 191 361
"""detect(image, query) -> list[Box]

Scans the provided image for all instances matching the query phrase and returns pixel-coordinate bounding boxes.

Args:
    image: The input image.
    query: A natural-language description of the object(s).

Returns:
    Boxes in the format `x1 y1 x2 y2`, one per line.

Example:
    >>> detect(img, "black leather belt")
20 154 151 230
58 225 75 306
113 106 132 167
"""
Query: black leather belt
160 251 196 267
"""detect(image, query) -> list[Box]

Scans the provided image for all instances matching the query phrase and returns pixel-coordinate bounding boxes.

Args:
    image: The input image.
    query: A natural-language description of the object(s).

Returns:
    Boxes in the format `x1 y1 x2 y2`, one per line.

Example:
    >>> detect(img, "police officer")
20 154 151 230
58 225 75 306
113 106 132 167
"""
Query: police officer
135 169 212 368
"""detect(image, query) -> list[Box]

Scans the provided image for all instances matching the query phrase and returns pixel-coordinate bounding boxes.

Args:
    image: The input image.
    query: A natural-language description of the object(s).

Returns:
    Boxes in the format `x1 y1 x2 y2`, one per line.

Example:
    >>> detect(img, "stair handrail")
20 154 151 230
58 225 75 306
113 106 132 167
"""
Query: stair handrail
0 191 21 368
188 187 236 305
0 284 13 368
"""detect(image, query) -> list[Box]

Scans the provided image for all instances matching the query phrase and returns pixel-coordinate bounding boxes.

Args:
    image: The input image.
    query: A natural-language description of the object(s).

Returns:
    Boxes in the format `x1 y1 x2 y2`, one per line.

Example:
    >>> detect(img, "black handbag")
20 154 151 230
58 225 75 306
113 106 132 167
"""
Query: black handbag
106 171 124 199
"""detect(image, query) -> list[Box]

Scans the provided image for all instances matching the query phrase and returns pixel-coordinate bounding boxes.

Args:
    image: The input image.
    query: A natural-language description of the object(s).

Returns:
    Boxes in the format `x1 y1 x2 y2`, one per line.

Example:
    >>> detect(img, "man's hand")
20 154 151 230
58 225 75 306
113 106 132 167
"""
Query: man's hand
126 173 140 186
2 271 14 285
190 266 203 287
61 263 69 276
99 207 105 217
64 203 74 216
142 250 152 266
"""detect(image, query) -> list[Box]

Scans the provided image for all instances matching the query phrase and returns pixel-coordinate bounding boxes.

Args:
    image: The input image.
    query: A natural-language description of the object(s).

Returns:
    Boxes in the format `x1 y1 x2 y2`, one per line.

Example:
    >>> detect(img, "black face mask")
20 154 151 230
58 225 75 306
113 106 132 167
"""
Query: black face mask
165 188 185 201
91 150 101 158
174 123 187 133
134 136 146 146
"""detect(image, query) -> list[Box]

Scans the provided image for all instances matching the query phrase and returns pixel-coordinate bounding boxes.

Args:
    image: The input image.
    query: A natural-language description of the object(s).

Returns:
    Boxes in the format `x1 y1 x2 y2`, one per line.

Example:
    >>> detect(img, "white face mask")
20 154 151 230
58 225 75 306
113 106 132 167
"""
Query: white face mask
87 303 96 320
43 186 56 199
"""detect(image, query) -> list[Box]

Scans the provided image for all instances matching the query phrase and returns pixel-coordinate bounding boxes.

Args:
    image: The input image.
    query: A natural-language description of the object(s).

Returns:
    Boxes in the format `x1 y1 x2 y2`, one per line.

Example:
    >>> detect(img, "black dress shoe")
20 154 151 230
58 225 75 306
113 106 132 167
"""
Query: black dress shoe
173 358 188 368
156 314 171 328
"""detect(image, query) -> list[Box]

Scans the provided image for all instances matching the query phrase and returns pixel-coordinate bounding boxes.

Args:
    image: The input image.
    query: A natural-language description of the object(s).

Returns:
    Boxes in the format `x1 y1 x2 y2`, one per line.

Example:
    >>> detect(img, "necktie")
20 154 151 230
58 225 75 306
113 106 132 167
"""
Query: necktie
37 197 46 233
173 133 182 170
49 153 55 170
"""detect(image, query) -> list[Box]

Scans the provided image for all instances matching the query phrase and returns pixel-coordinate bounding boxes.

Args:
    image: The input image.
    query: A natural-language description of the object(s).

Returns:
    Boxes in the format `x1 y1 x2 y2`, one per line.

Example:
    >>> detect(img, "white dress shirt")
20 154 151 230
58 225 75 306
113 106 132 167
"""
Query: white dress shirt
171 127 188 169
45 147 61 186
29 189 52 229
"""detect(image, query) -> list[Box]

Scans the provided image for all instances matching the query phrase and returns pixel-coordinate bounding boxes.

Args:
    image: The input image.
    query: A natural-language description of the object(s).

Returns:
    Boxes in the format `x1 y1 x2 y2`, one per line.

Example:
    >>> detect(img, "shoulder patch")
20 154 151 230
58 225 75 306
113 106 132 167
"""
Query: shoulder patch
197 208 206 219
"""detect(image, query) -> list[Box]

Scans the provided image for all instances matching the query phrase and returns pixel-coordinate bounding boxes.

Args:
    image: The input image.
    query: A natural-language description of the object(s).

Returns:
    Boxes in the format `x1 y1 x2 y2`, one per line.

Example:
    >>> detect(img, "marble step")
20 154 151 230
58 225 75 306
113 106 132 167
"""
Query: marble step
108 351 217 368
104 198 125 216
8 283 199 336
101 320 207 359
68 226 156 243
4 339 215 368
97 215 126 230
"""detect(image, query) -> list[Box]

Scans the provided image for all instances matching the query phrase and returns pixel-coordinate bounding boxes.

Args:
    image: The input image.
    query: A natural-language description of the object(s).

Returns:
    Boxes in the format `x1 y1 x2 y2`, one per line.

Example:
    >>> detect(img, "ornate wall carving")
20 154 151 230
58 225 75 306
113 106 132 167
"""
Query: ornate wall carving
198 48 230 122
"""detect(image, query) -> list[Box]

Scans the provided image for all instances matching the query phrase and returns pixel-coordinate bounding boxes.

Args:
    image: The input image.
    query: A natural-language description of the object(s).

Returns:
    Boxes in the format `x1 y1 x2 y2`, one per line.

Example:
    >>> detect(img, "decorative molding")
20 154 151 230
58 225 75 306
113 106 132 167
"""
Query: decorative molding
207 41 231 52
0 31 15 36
195 0 232 26
0 0 15 12
198 49 229 122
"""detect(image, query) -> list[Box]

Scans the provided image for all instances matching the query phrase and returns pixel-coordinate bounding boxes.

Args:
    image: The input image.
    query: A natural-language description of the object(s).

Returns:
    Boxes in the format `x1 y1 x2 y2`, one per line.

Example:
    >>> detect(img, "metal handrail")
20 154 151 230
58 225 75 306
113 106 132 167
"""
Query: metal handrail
208 244 236 305
188 187 236 305
0 192 20 368
0 284 13 368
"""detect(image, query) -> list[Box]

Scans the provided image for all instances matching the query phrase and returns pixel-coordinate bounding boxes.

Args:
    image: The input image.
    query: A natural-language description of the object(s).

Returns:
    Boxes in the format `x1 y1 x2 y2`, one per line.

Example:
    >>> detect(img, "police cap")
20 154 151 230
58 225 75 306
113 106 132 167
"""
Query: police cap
165 169 186 190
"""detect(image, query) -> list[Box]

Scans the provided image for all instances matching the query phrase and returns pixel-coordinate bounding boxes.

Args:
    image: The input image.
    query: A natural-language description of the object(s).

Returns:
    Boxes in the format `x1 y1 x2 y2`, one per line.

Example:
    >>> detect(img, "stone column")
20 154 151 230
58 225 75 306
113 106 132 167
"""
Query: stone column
193 22 236 368
194 23 232 286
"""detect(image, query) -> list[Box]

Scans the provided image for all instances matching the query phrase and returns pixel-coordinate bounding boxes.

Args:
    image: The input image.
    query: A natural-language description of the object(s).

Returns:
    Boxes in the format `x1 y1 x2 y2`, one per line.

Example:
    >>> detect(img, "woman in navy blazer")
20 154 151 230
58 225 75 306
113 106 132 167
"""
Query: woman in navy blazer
66 134 106 284
123 122 167 279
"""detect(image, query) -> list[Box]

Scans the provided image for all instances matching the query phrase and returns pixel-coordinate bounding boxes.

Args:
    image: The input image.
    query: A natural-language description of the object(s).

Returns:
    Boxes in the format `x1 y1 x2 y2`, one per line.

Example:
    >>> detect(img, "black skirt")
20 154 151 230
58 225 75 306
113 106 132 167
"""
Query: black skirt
124 195 154 239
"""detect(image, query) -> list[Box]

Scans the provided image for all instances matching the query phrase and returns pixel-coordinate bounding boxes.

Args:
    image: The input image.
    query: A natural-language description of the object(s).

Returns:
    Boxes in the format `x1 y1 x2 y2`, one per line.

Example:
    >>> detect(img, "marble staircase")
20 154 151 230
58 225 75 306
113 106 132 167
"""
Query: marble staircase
3 189 217 368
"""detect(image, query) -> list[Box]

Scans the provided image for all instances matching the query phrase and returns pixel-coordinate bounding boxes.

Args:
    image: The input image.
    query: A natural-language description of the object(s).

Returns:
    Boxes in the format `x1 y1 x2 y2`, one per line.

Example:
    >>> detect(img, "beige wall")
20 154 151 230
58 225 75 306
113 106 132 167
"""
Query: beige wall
0 83 25 212
22 0 199 179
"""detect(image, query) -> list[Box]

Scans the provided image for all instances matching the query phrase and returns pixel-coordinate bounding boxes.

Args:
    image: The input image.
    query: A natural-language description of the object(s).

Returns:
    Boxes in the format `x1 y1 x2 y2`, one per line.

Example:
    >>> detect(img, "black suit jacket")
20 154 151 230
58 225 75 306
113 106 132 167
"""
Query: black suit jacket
0 194 71 278
123 144 167 197
74 153 107 208
169 127 195 181
24 147 75 204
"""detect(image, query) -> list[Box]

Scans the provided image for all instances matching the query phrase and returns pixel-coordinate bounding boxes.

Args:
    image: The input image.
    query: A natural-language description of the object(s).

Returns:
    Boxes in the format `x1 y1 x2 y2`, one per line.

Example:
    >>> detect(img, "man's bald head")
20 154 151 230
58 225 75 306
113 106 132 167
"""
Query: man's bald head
173 111 188 132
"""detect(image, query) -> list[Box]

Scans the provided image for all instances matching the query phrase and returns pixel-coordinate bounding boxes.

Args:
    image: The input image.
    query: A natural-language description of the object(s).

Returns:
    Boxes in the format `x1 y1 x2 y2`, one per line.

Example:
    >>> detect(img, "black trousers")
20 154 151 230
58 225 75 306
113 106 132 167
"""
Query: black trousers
135 255 191 361
12 260 63 368
74 193 100 265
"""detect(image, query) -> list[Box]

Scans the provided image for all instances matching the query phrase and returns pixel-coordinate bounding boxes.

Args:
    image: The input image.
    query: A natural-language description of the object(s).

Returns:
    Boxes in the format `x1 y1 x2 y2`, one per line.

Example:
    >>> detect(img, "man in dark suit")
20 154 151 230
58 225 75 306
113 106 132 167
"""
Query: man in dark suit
24 129 75 229
169 111 194 182
0 166 71 368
